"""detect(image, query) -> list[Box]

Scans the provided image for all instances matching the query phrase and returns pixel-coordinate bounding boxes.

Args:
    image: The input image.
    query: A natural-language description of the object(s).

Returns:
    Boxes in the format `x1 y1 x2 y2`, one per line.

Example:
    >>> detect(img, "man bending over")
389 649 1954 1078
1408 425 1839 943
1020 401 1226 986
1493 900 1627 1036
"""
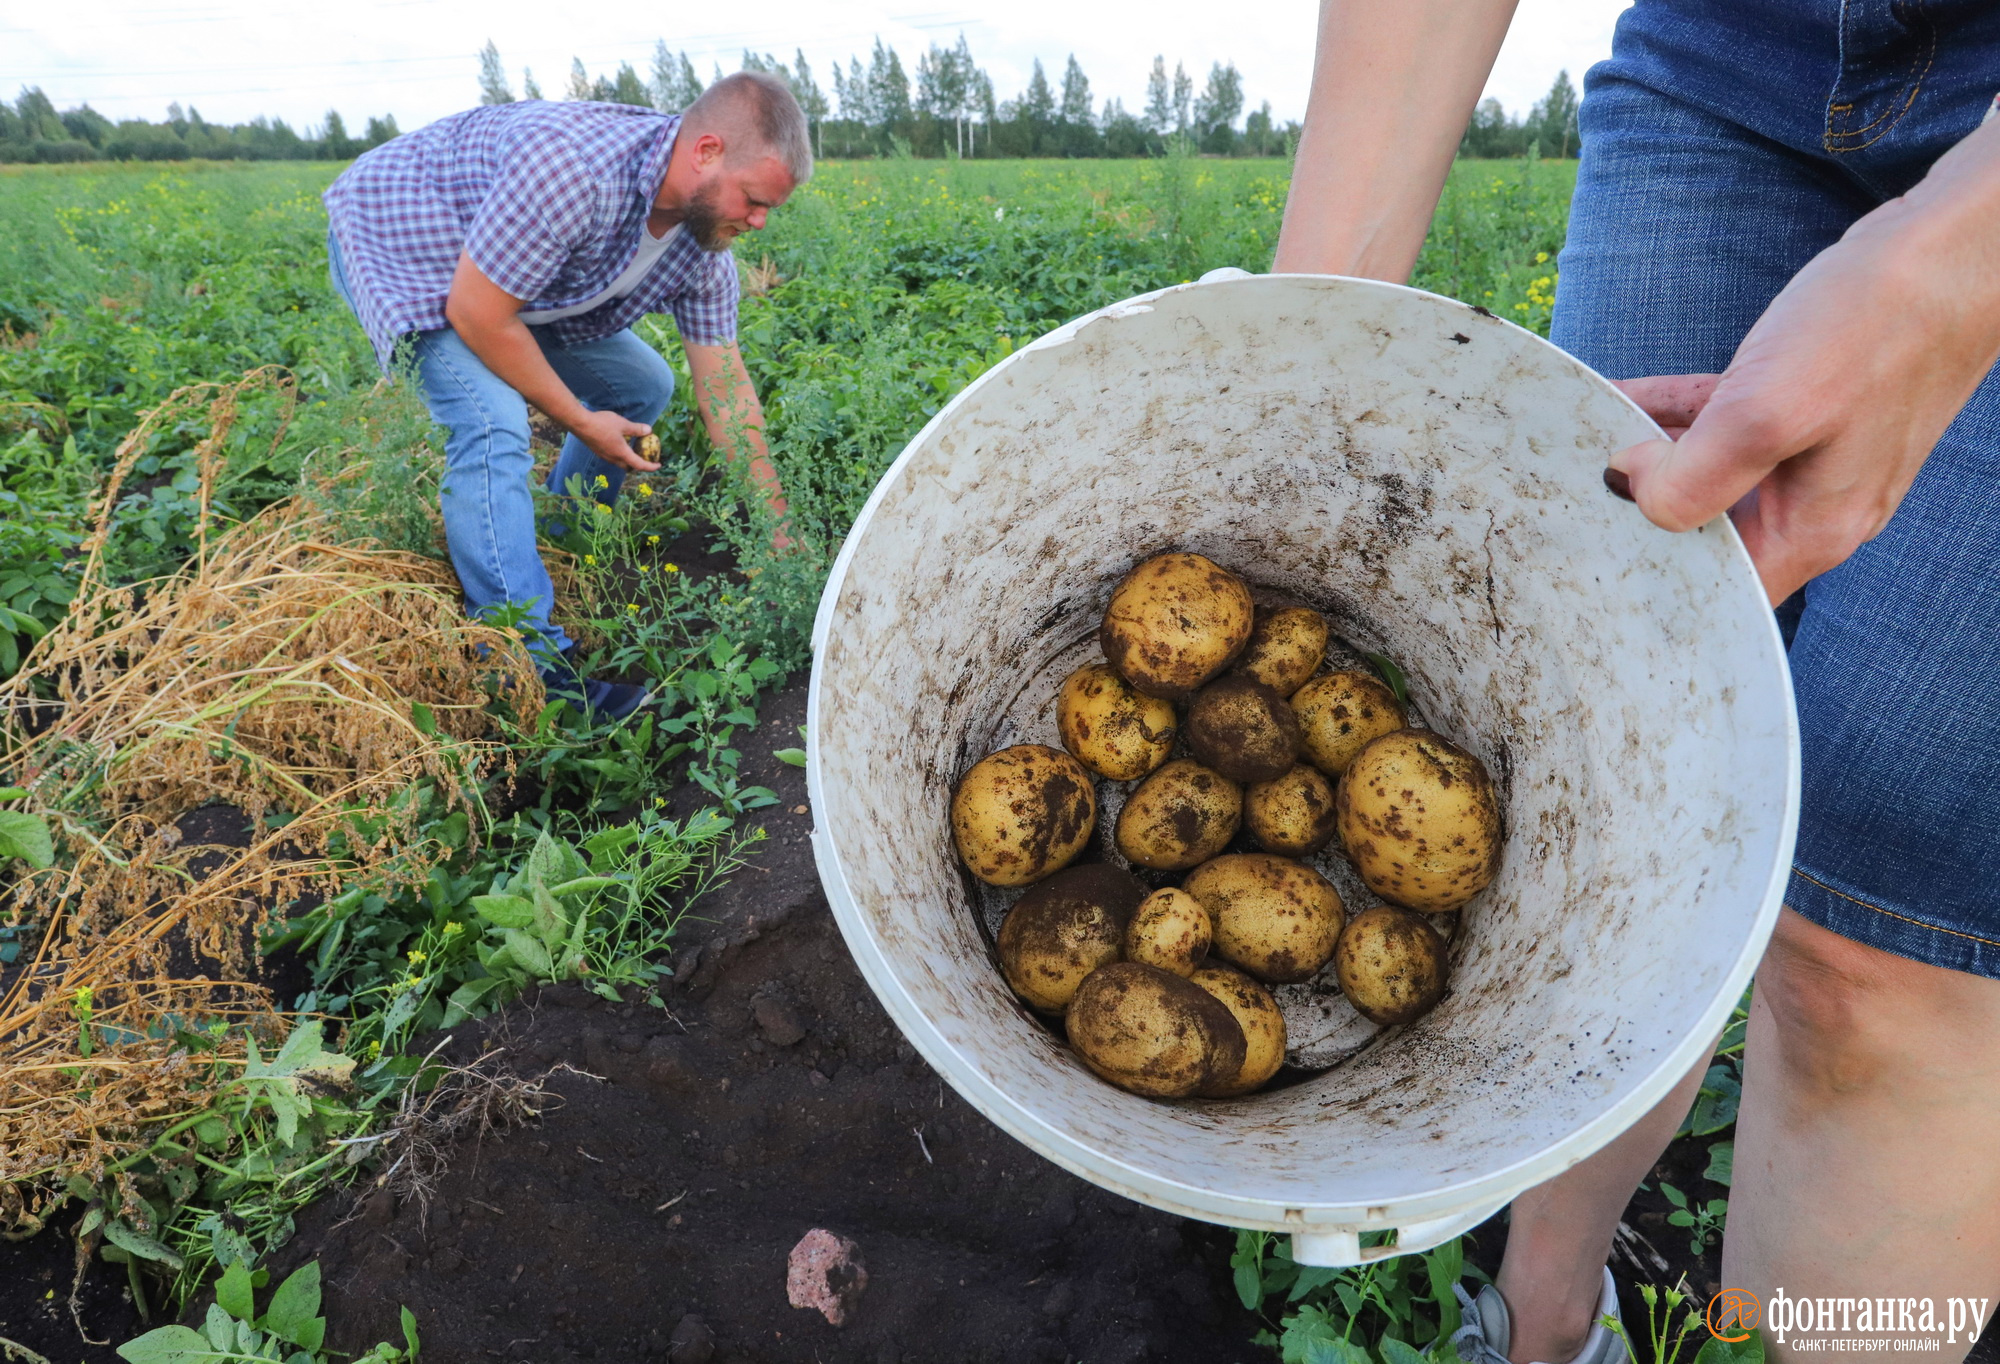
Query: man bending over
324 71 806 718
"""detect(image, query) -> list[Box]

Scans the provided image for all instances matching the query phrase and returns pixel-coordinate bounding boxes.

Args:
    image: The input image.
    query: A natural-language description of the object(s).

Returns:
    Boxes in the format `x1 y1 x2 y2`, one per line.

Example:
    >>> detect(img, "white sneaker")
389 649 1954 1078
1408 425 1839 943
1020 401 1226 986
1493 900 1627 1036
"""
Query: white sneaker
1452 1268 1625 1364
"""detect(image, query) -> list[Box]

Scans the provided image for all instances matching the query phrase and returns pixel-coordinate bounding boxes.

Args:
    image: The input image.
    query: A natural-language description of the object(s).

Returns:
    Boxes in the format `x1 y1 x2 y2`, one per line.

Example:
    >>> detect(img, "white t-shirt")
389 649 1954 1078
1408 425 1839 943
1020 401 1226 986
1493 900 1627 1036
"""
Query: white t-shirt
520 221 684 324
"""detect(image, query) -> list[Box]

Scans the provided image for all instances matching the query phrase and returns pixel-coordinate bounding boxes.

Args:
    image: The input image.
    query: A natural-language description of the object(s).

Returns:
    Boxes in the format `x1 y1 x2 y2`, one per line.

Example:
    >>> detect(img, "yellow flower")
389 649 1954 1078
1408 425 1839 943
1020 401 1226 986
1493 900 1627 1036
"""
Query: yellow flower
594 503 612 516
627 602 639 612
367 1039 382 1060
583 554 597 566
1535 251 1550 264
444 921 462 934
407 949 427 964
663 563 679 574
637 482 654 497
638 564 650 573
594 474 609 489
647 535 660 546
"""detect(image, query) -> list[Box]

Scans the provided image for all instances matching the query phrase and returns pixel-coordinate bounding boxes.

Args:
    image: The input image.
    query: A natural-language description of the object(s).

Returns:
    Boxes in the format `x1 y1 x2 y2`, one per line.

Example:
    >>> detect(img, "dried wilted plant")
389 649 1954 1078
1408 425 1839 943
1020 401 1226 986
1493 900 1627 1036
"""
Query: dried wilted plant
0 372 544 1235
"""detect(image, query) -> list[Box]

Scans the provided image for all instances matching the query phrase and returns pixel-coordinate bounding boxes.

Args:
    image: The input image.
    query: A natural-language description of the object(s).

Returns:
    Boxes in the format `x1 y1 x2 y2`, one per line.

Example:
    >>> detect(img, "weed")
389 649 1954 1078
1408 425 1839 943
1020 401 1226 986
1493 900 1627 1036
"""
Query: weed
116 1258 419 1363
1232 1230 1483 1363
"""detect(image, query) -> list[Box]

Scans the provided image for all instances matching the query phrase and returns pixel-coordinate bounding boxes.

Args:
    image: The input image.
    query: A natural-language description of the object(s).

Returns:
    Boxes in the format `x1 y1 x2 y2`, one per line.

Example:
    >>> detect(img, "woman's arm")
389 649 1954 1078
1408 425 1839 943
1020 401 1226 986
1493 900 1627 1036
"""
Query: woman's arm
1273 0 1521 279
1611 118 2000 603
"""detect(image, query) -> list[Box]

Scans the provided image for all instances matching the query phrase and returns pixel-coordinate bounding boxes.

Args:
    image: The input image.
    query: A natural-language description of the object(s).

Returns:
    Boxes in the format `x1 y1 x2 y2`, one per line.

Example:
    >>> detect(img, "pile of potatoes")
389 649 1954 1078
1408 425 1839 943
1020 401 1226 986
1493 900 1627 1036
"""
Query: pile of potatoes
951 552 1503 1100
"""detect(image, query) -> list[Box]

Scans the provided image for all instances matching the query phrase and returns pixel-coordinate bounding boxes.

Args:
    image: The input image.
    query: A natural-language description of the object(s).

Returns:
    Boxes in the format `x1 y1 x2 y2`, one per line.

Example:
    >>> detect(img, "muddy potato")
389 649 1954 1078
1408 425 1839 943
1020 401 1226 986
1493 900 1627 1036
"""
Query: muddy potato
951 744 1097 887
1183 853 1344 985
1334 905 1449 1026
1245 764 1339 857
1336 729 1502 913
1056 662 1178 781
1114 759 1242 871
997 865 1149 1013
1233 606 1329 697
1185 675 1303 785
1188 964 1288 1096
1065 962 1247 1099
1124 887 1212 977
1099 552 1254 701
1292 670 1407 777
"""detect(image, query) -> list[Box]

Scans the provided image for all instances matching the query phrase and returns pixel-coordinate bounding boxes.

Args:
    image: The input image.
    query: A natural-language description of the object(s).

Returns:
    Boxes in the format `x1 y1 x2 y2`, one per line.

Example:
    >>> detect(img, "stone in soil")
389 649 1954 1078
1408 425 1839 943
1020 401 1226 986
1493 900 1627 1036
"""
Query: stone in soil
787 1229 868 1326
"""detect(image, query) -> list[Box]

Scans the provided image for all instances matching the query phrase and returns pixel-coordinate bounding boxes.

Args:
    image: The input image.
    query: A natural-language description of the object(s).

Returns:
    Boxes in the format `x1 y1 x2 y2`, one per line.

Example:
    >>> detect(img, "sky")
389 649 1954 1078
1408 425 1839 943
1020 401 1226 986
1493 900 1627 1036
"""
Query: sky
0 0 1632 133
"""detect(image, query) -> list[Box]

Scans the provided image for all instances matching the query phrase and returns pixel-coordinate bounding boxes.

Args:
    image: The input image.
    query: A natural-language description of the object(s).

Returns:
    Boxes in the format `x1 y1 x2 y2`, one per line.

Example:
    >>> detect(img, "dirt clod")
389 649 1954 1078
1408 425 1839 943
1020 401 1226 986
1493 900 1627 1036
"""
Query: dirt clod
668 1313 717 1362
788 1228 869 1326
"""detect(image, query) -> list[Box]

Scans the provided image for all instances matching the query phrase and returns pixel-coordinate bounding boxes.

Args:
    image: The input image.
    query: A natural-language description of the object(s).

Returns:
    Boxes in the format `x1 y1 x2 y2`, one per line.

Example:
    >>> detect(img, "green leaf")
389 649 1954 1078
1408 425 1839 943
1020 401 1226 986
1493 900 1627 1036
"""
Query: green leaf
503 927 553 979
1363 651 1410 708
1704 1140 1734 1187
773 748 807 768
1685 1061 1742 1136
1384 1337 1432 1364
216 1258 255 1322
409 701 437 736
1694 1328 1765 1364
203 1303 234 1351
241 1021 354 1144
401 1304 421 1357
115 1324 213 1364
469 893 537 929
0 809 55 868
104 1220 185 1270
1235 1260 1264 1311
0 786 28 800
263 1261 322 1347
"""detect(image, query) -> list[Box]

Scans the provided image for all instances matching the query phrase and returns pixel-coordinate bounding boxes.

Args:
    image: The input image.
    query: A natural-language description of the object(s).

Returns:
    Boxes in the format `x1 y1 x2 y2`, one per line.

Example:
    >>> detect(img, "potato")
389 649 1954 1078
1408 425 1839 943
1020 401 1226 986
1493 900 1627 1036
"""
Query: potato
1185 675 1303 785
997 864 1149 1013
1292 670 1407 777
951 744 1097 887
1056 662 1178 781
1244 765 1339 857
1233 606 1329 697
1334 905 1449 1026
1114 759 1241 871
1183 853 1344 985
1188 964 1288 1096
1099 552 1254 701
1065 962 1247 1099
1336 729 1502 913
1124 888 1212 977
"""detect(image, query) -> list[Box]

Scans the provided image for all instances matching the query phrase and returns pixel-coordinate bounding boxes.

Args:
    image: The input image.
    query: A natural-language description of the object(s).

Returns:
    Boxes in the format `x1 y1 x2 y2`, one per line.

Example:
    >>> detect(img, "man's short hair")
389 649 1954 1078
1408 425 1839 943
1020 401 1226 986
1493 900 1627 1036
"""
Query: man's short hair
684 71 813 184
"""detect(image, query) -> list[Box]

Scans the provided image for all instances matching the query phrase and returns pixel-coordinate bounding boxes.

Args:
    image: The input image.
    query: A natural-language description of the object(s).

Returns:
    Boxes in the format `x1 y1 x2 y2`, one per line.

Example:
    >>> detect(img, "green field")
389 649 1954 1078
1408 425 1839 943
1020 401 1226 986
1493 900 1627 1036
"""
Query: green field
0 153 1580 1355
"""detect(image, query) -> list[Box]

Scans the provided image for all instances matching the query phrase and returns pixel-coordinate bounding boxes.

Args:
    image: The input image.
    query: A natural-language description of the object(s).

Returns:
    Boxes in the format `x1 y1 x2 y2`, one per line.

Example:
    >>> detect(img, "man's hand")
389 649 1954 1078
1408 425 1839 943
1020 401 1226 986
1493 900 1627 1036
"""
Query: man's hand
1608 121 2000 605
571 408 660 473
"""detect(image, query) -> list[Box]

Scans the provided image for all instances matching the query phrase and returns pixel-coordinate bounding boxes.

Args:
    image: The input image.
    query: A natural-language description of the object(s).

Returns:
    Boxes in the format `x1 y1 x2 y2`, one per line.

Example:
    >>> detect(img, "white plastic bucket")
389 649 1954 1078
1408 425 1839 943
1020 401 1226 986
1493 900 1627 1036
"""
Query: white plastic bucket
806 273 1799 1266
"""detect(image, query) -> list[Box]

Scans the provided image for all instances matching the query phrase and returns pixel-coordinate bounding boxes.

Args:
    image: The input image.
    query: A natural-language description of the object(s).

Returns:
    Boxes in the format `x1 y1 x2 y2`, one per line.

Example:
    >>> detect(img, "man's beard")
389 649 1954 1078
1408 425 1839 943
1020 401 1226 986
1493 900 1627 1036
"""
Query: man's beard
683 182 729 252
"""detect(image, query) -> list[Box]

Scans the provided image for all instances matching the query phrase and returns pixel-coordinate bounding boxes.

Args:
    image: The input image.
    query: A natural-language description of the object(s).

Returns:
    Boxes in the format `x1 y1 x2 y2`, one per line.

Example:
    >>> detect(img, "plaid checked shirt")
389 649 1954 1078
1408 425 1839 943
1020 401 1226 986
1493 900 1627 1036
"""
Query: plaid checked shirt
324 101 739 370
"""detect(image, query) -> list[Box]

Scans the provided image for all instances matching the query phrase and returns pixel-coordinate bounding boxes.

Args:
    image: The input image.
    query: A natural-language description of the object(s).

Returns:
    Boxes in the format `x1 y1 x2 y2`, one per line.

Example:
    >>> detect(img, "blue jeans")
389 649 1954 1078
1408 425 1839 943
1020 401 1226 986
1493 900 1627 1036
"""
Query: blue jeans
1554 0 2000 975
327 233 674 660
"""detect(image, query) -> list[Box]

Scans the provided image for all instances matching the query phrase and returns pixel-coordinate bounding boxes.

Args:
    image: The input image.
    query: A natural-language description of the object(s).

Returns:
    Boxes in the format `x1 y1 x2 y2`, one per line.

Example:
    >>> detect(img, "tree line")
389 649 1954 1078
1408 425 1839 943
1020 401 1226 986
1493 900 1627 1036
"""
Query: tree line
0 35 1581 165
0 86 397 164
476 38 1294 159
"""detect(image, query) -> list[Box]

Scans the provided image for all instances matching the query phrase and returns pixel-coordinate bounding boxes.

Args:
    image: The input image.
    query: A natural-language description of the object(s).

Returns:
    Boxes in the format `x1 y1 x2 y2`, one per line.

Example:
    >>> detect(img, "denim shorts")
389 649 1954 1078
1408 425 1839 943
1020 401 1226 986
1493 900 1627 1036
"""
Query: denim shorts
1551 0 2000 977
